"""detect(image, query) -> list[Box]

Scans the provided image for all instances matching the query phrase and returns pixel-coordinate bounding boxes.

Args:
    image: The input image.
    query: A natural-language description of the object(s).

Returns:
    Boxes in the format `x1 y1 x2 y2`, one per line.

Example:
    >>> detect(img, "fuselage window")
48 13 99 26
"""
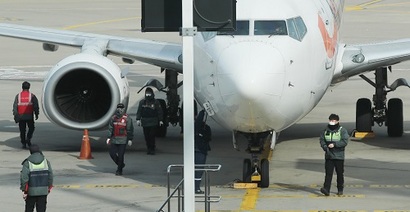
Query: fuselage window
217 20 249 36
254 20 287 36
287 16 307 41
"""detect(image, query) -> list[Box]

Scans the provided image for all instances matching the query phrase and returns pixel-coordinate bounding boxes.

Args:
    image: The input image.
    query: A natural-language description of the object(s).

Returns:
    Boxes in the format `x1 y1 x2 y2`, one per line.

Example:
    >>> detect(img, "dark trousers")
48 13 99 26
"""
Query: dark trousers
109 144 126 171
323 159 344 191
19 119 35 144
143 126 156 151
25 195 47 212
194 151 207 190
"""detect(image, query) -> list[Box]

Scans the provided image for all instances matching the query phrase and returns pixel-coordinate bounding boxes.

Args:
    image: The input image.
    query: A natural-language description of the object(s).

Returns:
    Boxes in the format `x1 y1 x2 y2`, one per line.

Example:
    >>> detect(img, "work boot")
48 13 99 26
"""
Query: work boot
195 189 204 194
26 139 32 147
147 149 156 155
115 164 125 176
21 140 26 149
337 186 343 196
320 187 330 196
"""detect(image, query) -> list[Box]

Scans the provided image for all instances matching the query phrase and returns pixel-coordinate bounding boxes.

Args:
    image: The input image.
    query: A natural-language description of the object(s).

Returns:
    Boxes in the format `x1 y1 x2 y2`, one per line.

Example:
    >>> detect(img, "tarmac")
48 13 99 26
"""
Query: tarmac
1 0 410 211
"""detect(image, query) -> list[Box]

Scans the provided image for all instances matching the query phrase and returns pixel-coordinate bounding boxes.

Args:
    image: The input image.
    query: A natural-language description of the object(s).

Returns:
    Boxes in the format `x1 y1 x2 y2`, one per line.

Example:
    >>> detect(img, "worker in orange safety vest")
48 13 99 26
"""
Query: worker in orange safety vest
13 81 39 149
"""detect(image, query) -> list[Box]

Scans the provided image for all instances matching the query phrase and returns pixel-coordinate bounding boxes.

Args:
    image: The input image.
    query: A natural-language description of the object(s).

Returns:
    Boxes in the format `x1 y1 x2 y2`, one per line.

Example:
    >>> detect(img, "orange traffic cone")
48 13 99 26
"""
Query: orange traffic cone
79 129 93 159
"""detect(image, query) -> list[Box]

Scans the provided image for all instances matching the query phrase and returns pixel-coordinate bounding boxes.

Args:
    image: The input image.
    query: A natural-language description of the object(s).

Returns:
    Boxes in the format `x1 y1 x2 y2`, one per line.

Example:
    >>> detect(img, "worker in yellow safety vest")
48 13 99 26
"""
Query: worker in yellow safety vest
319 113 349 196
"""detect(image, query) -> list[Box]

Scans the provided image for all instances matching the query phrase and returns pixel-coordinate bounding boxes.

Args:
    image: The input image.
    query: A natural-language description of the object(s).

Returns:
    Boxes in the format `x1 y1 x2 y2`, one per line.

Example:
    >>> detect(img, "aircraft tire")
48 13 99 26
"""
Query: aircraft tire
387 98 403 137
356 98 372 132
243 159 252 183
259 159 269 188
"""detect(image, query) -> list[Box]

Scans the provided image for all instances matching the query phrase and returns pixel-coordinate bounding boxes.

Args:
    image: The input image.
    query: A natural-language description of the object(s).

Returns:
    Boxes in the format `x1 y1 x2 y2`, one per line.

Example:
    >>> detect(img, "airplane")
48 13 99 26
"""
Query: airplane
1 0 410 188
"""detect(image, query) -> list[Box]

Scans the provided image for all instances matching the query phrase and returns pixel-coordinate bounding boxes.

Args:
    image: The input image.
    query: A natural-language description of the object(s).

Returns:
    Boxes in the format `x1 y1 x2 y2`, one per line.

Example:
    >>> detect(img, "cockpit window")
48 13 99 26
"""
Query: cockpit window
254 20 287 36
287 16 307 41
217 20 249 36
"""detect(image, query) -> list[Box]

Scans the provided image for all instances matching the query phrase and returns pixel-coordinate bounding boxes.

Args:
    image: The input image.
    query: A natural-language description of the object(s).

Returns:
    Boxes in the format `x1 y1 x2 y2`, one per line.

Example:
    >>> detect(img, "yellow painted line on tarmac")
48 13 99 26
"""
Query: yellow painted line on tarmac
62 17 139 30
259 194 305 198
54 184 158 189
345 6 364 11
375 211 410 212
85 184 139 188
225 193 364 199
54 185 81 189
269 184 306 189
370 185 408 188
54 183 410 190
345 0 382 11
239 188 260 210
309 184 365 188
357 0 383 8
309 194 365 198
345 184 364 188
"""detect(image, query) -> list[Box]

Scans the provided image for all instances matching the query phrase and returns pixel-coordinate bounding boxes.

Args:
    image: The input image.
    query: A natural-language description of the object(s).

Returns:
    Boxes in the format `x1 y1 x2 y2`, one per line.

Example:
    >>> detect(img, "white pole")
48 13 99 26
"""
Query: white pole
182 0 195 211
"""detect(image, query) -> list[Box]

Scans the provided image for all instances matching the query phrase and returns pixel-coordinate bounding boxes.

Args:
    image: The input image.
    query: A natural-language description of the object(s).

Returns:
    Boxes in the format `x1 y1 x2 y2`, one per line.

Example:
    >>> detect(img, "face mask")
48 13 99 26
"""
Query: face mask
116 108 125 115
329 121 338 126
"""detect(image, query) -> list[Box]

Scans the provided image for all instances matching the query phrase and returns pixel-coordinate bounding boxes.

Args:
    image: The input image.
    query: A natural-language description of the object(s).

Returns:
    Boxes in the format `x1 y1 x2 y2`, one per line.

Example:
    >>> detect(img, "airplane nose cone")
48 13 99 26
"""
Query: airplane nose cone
216 41 286 106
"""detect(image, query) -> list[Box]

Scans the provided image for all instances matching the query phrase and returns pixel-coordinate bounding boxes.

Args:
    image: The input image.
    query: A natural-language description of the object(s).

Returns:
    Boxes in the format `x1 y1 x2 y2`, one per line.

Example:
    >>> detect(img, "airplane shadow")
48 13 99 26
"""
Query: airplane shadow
2 118 410 189
1 118 246 187
279 120 410 150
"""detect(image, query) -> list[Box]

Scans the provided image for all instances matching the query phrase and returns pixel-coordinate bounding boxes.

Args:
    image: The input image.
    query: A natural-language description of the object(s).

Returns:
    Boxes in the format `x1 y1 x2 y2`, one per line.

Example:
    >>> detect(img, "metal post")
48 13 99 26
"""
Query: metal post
182 0 196 211
205 171 210 212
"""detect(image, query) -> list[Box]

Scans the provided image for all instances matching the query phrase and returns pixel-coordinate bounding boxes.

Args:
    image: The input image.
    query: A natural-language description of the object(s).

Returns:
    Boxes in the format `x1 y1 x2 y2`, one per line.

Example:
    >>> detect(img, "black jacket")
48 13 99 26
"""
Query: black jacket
194 110 211 155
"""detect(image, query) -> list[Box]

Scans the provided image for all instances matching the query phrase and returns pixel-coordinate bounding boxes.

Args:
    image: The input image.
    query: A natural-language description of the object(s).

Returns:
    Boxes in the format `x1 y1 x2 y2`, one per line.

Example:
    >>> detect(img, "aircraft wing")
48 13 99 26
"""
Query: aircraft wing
0 23 183 72
333 38 410 84
0 23 183 130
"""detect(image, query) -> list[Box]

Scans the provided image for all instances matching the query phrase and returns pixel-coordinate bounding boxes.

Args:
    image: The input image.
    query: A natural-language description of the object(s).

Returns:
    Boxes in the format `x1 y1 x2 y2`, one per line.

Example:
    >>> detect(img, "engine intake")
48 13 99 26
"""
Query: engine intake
42 53 129 130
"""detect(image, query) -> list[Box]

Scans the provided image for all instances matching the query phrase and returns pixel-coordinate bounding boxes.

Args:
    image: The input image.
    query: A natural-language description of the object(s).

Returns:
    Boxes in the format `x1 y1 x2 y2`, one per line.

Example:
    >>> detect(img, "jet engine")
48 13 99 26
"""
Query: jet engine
42 53 129 130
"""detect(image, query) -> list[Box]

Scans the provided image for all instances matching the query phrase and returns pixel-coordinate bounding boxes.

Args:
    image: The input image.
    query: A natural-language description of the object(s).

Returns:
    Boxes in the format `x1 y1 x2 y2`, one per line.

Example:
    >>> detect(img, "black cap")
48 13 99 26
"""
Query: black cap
328 113 339 121
145 87 153 94
29 144 40 154
22 81 30 90
117 103 125 108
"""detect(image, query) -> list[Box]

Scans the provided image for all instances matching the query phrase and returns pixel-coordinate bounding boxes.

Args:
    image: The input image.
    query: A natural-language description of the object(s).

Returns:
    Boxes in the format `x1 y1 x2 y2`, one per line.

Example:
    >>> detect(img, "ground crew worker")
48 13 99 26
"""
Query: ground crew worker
194 110 211 194
13 81 39 149
136 87 163 155
319 113 349 196
20 144 53 212
107 103 134 176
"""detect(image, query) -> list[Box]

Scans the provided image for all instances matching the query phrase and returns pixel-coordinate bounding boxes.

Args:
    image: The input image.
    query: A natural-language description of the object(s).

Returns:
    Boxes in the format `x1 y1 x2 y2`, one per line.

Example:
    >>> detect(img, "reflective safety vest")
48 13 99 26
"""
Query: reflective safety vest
324 127 343 142
28 160 50 189
17 91 34 115
113 114 128 137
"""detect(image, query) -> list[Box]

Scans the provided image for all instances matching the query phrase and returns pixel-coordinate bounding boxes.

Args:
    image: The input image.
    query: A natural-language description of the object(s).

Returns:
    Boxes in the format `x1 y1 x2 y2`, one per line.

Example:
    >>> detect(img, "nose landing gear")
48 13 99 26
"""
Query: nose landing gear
240 132 271 188
243 155 270 188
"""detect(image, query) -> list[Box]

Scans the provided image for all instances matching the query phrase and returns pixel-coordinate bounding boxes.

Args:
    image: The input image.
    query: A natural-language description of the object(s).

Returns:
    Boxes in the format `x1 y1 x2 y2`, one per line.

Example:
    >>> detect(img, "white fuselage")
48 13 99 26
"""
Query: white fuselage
193 0 343 133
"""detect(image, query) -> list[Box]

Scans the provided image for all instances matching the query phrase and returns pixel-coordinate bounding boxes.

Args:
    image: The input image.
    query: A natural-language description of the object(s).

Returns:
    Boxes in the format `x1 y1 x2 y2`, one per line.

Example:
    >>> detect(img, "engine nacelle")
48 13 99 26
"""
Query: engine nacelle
42 53 129 130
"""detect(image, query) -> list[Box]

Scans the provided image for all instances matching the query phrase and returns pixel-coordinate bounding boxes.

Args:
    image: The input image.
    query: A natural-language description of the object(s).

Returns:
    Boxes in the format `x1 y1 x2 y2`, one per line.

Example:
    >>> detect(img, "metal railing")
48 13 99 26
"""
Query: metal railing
157 164 221 212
